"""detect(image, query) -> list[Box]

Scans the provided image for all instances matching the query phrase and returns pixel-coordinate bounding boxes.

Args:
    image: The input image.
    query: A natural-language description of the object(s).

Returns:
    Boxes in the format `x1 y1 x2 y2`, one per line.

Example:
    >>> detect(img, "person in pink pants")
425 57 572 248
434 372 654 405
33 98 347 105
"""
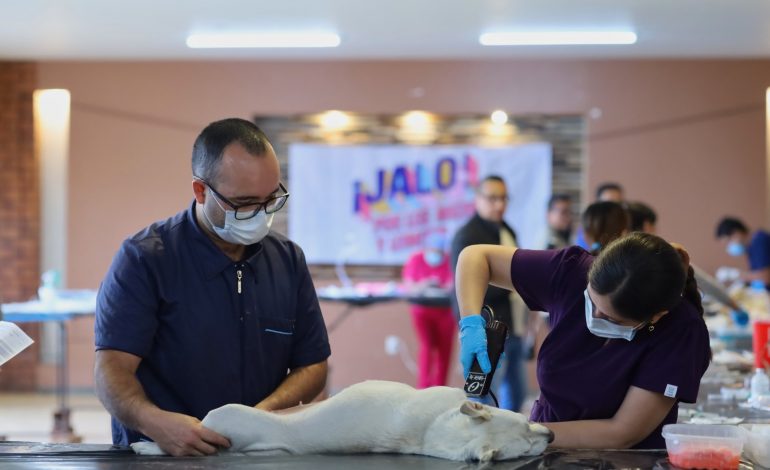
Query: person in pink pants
402 234 455 388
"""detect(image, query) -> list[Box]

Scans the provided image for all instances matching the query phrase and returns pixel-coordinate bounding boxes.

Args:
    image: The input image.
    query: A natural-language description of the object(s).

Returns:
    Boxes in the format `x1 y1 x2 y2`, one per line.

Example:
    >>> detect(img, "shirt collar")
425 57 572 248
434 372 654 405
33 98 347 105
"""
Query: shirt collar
184 200 265 280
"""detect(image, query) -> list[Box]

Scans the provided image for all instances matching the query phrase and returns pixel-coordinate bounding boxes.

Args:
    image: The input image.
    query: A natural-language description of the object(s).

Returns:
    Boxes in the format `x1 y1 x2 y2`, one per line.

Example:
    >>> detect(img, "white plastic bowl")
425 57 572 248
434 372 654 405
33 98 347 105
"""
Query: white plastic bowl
741 424 770 468
661 424 744 470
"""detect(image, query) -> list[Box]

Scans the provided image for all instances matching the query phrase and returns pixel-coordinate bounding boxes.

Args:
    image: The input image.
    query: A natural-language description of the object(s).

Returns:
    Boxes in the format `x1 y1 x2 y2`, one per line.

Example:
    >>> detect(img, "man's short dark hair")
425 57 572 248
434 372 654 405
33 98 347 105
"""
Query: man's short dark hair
715 217 748 238
192 118 271 183
595 182 623 200
548 193 572 211
626 201 657 232
476 175 506 192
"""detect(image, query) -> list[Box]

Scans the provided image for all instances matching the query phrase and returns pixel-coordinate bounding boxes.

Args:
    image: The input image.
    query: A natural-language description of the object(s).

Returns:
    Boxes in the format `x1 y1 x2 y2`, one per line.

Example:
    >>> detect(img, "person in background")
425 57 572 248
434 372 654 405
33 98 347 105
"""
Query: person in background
595 182 624 203
627 206 748 323
451 175 527 412
581 201 629 255
715 217 770 288
402 233 454 388
455 233 711 449
545 194 574 250
94 118 330 456
576 182 626 249
626 201 657 234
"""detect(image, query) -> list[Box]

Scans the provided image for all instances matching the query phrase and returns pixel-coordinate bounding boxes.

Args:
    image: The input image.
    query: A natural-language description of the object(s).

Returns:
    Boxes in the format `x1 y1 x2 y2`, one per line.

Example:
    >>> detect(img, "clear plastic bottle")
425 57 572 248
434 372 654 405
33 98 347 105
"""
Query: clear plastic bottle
750 368 770 402
37 270 60 304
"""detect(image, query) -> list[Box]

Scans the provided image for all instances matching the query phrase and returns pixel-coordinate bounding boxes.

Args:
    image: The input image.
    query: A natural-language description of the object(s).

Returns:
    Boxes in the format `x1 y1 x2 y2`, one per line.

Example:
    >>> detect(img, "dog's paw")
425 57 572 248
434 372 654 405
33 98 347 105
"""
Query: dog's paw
130 441 166 456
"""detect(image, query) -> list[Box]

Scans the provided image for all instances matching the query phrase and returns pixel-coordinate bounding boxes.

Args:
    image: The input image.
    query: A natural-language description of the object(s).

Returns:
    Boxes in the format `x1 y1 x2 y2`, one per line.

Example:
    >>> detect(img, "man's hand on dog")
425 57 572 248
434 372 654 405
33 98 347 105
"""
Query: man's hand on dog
145 410 231 456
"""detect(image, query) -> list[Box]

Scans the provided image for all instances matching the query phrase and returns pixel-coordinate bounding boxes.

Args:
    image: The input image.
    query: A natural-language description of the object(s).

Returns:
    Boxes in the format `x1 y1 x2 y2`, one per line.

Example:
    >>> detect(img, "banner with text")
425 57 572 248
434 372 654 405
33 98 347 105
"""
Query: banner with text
288 143 551 265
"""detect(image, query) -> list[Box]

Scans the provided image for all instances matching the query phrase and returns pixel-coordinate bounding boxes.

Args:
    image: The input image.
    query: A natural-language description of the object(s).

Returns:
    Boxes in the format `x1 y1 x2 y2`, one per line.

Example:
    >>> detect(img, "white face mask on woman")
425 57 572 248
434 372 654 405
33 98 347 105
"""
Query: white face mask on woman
203 194 274 245
583 289 642 341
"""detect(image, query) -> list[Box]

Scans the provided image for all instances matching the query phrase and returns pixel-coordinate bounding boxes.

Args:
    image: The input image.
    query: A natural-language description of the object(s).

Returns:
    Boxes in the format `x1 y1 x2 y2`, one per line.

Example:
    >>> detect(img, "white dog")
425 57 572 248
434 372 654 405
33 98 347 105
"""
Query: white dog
132 380 554 462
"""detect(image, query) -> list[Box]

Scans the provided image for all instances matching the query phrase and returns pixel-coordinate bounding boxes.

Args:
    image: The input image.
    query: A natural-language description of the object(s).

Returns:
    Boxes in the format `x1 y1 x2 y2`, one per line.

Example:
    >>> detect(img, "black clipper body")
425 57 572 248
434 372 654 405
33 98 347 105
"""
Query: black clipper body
463 305 508 398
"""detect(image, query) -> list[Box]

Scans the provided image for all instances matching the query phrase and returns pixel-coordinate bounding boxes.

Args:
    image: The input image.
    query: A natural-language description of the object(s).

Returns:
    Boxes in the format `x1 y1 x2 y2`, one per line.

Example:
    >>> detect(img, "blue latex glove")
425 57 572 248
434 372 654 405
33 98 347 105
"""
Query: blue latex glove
729 309 750 327
459 315 491 377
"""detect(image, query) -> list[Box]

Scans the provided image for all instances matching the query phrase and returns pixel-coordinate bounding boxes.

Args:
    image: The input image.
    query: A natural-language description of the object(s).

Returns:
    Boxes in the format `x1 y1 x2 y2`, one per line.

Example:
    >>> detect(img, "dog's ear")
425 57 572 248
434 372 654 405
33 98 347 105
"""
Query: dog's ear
460 401 492 421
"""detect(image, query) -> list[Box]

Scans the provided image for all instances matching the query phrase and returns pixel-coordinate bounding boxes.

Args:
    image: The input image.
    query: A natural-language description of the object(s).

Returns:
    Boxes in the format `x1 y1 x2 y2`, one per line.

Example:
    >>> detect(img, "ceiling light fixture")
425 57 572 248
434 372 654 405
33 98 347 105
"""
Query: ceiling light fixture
479 31 637 46
320 110 350 130
490 110 508 125
186 32 341 48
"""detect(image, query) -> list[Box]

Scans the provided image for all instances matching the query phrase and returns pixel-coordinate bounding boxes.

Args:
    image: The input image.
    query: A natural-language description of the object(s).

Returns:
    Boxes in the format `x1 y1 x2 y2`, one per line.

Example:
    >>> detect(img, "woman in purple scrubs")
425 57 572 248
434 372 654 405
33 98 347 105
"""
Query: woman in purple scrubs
456 232 711 449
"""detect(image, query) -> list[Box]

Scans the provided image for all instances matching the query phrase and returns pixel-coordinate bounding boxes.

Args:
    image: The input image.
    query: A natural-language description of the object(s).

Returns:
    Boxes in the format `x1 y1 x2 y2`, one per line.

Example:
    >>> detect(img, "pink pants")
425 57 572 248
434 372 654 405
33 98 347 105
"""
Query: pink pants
410 306 456 388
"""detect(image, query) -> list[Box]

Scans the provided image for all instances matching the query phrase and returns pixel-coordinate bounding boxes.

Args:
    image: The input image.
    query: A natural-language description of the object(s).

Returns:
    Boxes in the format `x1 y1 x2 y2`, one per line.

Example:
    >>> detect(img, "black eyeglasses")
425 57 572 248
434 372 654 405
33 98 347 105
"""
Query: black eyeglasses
479 193 509 203
197 178 290 220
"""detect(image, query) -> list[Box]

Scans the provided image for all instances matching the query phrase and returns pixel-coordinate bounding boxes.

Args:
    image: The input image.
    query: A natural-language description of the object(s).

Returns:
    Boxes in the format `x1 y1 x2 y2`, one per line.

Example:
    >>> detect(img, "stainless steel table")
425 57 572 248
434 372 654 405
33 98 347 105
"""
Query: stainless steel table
0 442 723 470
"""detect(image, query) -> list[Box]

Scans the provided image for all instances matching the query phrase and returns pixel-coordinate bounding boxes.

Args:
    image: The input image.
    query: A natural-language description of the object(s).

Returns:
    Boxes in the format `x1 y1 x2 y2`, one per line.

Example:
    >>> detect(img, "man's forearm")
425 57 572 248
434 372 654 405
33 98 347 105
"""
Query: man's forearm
255 361 328 411
94 357 160 434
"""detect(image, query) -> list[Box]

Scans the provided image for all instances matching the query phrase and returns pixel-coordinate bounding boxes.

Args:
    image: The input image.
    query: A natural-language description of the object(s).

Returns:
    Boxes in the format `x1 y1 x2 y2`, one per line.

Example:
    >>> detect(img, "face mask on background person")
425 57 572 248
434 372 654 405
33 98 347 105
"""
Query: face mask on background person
203 193 274 245
726 242 746 257
423 250 444 267
583 289 642 341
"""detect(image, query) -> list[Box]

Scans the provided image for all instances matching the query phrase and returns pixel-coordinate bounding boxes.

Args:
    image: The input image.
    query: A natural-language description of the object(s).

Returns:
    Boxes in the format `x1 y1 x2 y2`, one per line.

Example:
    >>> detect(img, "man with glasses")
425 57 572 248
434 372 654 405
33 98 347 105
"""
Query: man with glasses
450 175 528 413
94 118 330 456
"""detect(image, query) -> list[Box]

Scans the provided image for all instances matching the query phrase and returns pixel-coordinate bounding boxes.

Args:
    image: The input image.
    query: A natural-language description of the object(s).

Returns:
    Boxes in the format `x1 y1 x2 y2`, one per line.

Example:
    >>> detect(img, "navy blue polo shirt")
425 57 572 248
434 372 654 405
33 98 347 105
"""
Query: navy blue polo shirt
95 201 331 446
748 229 770 271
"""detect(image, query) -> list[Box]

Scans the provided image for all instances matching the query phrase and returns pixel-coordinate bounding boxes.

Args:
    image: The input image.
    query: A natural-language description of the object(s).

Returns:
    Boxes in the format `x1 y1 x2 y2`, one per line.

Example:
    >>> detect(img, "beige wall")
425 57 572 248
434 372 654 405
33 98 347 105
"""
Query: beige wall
36 59 770 391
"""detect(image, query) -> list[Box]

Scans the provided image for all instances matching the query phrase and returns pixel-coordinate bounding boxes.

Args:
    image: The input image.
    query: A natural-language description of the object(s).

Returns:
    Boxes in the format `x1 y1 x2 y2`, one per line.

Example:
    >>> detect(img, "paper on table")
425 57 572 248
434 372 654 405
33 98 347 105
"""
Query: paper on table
0 321 34 366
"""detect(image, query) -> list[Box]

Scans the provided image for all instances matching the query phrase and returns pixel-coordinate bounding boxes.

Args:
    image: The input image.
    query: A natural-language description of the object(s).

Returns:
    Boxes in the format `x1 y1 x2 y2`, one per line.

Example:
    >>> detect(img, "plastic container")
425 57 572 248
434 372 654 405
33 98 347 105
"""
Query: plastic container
741 424 770 468
662 424 744 470
750 368 770 399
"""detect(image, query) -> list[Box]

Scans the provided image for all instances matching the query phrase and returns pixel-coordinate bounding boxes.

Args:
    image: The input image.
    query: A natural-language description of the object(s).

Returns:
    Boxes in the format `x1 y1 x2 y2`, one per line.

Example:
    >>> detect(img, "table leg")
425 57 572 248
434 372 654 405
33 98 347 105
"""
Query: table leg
50 321 81 443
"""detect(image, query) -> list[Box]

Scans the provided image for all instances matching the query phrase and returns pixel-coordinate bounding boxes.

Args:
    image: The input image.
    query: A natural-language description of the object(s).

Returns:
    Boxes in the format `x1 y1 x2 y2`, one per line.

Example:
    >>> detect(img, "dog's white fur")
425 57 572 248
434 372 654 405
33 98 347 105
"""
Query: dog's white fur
131 380 552 462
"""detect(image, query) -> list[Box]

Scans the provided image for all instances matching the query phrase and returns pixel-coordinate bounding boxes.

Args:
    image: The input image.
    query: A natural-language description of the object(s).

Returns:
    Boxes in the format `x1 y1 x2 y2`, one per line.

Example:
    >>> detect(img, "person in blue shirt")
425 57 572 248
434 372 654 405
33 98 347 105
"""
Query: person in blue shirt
94 118 331 456
715 217 770 288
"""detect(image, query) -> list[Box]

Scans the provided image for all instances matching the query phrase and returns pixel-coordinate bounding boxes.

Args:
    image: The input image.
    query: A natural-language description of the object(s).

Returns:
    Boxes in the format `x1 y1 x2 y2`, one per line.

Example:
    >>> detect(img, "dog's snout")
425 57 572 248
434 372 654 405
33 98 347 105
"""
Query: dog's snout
546 429 555 443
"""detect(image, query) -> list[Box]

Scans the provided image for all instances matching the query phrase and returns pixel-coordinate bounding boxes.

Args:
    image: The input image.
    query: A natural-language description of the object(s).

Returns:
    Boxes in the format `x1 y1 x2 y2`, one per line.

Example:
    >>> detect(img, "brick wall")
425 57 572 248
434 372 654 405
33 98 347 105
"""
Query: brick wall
0 62 40 391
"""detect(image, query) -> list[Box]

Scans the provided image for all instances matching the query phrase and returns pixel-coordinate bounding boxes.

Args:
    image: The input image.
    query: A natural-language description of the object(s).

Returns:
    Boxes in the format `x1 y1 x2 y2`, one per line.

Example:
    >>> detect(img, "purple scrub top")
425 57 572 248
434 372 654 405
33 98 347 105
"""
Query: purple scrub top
511 247 711 449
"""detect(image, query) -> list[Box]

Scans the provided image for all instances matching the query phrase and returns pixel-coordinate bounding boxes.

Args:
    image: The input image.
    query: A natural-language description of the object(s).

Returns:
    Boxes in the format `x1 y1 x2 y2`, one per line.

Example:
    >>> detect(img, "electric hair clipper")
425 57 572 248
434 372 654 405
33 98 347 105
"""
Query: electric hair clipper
463 305 508 398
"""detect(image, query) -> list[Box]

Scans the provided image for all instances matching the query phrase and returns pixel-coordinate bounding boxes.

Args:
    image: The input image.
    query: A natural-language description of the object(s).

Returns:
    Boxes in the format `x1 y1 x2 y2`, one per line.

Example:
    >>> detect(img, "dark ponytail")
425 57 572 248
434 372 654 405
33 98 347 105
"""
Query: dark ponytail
589 232 703 322
682 260 704 317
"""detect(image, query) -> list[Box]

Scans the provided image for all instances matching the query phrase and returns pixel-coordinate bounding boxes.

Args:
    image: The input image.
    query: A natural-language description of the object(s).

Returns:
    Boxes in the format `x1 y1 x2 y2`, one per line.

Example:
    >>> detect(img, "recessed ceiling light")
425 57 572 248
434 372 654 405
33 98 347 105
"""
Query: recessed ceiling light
479 31 637 46
401 111 432 130
490 110 508 125
186 32 341 48
320 110 350 130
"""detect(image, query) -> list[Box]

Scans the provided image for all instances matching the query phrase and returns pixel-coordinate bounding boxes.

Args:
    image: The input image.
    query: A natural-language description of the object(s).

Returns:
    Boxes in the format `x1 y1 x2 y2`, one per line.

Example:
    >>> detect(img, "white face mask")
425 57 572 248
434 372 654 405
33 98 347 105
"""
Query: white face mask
203 194 273 245
584 289 641 341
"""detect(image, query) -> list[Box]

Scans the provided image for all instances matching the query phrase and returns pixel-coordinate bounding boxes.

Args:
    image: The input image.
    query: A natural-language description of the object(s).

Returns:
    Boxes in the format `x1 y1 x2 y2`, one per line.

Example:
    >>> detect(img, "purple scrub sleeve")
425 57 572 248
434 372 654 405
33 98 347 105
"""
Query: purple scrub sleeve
509 247 591 326
631 316 711 403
